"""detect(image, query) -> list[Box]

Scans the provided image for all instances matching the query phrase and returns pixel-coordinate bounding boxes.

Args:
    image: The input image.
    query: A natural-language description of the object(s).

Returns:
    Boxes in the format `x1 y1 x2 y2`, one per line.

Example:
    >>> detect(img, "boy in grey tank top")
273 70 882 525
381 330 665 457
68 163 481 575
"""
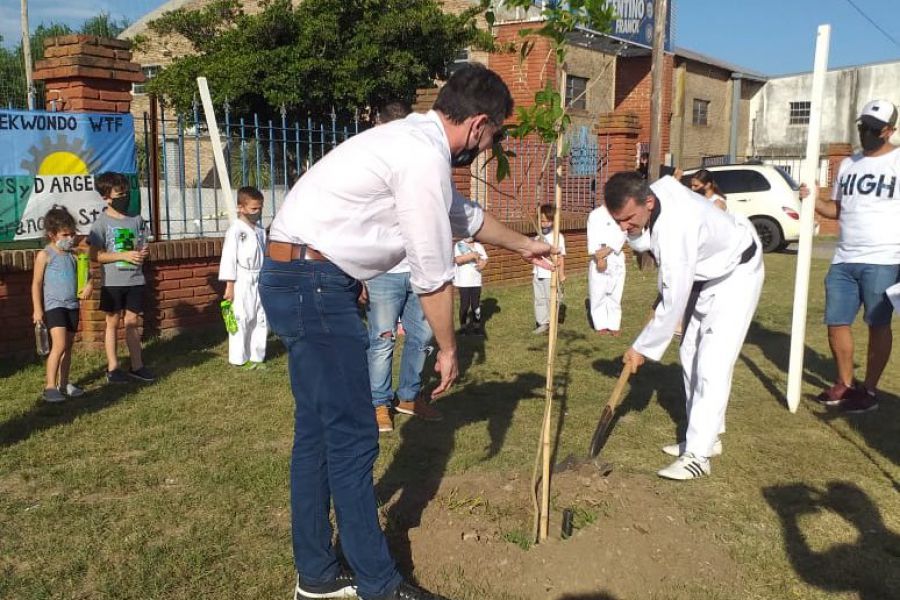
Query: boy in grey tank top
31 206 93 403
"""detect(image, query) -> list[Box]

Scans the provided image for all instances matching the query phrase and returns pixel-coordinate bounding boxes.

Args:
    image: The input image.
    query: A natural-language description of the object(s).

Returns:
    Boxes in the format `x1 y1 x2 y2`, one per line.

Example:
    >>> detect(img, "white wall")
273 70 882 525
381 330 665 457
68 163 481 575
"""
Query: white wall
748 61 900 156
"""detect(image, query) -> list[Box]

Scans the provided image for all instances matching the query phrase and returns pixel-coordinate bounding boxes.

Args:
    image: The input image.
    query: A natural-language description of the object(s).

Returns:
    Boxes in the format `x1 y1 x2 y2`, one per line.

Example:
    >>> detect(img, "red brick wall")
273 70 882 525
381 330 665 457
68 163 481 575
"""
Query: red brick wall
480 229 589 286
489 23 557 119
0 239 225 359
33 35 143 113
613 54 674 164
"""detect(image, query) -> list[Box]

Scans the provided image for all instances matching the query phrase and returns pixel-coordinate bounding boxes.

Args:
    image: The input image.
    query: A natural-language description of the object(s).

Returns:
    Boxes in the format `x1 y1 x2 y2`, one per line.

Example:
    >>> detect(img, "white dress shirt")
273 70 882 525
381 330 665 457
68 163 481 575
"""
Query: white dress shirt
633 176 756 361
269 110 484 293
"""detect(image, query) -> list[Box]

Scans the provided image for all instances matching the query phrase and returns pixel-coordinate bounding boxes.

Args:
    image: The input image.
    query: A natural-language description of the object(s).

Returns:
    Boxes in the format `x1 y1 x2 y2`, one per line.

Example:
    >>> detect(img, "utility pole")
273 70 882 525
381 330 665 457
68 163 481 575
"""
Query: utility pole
21 0 35 110
647 0 668 179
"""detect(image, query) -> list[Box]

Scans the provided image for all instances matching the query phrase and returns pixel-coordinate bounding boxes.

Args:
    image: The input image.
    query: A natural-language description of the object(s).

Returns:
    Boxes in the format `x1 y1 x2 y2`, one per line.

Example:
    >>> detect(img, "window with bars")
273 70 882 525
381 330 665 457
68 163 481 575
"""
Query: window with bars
133 65 161 95
789 101 811 125
566 75 588 110
692 99 709 126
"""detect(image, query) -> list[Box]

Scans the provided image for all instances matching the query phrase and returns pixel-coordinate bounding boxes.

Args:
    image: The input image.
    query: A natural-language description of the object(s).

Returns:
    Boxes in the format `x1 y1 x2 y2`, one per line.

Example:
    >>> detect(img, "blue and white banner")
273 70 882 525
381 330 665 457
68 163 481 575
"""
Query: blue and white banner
0 109 138 241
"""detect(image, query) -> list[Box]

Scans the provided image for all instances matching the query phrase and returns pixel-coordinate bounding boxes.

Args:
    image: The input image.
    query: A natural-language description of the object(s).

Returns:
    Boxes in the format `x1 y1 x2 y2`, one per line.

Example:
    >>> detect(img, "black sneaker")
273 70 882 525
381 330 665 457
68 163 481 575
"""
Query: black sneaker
363 582 451 600
128 367 157 383
838 388 878 414
294 570 356 599
106 369 130 384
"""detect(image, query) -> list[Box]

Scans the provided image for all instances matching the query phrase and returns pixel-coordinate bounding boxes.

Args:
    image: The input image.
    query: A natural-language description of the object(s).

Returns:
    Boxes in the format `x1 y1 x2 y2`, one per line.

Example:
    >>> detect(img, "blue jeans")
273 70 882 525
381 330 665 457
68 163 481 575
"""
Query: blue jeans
824 262 900 327
259 258 401 599
365 272 434 407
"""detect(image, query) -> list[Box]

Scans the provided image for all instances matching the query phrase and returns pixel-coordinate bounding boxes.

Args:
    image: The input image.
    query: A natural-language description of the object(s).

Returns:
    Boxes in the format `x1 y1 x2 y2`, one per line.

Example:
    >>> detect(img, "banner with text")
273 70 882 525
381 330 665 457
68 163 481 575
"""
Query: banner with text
0 109 139 242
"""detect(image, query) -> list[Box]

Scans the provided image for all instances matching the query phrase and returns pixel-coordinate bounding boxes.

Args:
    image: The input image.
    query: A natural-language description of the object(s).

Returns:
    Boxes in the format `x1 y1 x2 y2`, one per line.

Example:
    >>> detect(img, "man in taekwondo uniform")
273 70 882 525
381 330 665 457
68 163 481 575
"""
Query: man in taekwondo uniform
260 64 553 600
603 171 764 481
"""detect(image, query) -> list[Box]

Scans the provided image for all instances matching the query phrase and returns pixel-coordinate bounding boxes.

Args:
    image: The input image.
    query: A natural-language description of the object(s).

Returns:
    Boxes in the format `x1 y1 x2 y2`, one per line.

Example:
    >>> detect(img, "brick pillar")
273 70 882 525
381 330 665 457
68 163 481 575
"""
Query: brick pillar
32 35 144 113
596 112 641 189
818 143 853 236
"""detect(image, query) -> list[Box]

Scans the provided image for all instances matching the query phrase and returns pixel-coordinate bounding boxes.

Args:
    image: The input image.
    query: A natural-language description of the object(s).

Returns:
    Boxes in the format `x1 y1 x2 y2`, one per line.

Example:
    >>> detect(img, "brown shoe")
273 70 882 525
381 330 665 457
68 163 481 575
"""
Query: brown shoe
395 397 443 421
375 405 393 432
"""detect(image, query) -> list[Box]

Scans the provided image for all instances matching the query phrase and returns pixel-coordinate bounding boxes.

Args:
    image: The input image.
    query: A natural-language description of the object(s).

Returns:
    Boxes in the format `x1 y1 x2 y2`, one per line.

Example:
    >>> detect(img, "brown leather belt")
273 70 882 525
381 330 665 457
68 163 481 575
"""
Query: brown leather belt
266 241 329 262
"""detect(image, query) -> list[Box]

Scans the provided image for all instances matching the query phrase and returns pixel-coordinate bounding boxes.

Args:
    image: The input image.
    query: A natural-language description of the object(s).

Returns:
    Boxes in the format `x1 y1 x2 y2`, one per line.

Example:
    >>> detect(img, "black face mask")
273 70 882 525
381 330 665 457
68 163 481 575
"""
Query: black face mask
110 196 130 214
859 125 886 153
451 122 482 168
244 211 262 224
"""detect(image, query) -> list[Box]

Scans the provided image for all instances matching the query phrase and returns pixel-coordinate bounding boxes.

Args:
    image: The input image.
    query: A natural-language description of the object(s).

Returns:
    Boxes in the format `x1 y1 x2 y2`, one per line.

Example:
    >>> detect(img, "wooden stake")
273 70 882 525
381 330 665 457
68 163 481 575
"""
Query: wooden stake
537 68 567 542
787 25 831 413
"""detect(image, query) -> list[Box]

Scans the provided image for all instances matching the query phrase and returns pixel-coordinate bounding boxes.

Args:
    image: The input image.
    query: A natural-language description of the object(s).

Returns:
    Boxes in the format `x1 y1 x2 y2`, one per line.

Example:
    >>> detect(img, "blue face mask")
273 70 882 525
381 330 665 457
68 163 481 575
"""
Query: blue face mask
56 237 75 252
541 226 552 235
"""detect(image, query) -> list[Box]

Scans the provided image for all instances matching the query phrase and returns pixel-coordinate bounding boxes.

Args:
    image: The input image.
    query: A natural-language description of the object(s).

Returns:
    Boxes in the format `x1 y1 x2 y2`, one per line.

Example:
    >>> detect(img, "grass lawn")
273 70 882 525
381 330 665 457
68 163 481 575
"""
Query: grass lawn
1 251 898 599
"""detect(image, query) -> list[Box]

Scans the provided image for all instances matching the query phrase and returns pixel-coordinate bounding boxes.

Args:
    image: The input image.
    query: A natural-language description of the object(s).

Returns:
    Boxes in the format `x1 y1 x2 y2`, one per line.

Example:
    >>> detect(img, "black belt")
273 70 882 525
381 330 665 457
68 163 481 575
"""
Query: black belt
679 239 757 342
739 239 758 265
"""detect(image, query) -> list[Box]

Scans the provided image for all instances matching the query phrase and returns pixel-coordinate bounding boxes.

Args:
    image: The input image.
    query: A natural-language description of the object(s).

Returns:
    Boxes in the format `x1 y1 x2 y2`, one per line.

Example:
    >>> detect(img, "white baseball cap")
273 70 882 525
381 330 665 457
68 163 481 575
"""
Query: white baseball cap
858 99 898 129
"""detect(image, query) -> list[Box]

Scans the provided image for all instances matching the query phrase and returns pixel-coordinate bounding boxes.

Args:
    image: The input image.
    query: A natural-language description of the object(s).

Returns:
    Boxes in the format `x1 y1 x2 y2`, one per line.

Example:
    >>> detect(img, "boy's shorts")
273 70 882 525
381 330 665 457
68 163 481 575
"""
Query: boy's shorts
100 285 145 314
45 307 80 332
824 262 899 327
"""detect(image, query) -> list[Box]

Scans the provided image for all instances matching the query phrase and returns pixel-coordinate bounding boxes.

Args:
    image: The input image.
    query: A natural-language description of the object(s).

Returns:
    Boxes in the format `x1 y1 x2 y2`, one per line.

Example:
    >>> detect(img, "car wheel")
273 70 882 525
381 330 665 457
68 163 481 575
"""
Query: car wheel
751 217 784 253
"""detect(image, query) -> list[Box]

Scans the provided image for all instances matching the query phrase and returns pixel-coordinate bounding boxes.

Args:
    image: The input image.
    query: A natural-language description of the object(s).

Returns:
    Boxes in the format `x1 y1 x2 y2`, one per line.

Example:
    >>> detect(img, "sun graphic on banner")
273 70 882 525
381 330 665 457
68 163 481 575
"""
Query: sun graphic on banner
19 135 98 175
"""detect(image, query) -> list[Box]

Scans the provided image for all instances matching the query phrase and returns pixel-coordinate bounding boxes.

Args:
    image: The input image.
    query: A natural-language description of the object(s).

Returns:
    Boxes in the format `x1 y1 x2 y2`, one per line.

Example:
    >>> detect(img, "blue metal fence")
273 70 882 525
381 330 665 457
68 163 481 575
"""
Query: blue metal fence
140 106 608 239
141 101 363 240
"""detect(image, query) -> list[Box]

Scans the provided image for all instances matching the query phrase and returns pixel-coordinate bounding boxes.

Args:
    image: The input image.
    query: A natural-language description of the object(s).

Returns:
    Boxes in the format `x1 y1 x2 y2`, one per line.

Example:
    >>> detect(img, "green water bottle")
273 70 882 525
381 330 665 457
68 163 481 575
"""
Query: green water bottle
220 300 239 335
76 252 90 295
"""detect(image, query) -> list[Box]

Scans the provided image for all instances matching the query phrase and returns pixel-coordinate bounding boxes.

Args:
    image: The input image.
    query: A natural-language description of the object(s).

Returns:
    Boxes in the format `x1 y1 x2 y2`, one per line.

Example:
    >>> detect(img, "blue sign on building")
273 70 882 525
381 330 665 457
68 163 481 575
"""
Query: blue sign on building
604 0 672 51
532 1 673 52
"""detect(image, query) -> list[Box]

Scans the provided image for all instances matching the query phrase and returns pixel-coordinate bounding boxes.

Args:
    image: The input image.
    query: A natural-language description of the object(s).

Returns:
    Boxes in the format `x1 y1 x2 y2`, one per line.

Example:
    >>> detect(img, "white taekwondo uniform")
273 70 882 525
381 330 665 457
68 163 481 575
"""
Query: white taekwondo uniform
587 204 627 331
219 218 268 365
632 176 764 458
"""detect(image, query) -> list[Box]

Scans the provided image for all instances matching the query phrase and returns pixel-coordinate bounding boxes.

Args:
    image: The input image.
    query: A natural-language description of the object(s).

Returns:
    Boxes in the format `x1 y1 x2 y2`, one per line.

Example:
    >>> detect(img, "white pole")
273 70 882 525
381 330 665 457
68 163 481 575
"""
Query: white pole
786 25 830 413
196 77 237 223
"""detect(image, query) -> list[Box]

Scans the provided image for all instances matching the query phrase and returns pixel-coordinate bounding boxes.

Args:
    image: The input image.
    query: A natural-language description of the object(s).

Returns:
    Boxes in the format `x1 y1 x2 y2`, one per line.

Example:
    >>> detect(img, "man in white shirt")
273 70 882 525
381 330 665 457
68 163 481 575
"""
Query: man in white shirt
810 99 899 414
604 172 764 481
260 64 552 600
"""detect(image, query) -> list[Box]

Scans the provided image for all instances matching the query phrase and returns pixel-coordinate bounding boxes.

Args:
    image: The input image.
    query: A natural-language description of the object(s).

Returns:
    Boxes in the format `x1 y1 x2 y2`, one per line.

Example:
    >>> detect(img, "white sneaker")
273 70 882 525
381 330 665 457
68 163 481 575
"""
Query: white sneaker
63 384 85 398
532 324 549 335
657 453 710 480
662 439 722 458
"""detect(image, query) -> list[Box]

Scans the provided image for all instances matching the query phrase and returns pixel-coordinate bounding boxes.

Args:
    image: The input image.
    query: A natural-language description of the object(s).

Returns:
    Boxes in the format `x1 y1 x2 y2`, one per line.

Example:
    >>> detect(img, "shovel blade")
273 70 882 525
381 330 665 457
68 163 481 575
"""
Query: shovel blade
589 406 616 458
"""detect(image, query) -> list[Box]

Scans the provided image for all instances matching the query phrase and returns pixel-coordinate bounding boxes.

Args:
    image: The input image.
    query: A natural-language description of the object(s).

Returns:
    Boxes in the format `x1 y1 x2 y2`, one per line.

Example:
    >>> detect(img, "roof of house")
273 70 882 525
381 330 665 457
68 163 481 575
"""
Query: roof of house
119 0 197 39
674 46 768 82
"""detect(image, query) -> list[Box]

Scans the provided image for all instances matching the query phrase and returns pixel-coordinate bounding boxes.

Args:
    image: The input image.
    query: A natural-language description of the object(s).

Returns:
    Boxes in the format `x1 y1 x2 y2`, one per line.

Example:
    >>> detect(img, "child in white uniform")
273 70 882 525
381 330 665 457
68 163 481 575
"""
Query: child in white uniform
219 187 268 368
587 204 627 334
532 204 566 334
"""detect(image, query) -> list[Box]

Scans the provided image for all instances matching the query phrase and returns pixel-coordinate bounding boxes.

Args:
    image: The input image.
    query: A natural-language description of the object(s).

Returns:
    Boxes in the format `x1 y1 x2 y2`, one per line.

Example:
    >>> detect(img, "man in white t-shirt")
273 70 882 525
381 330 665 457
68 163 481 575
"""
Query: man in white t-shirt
811 99 899 414
453 237 488 334
532 203 567 334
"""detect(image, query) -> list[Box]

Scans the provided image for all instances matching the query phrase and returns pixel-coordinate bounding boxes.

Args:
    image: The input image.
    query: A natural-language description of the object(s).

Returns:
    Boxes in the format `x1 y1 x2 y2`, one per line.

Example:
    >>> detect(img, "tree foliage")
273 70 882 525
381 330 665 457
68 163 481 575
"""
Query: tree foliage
142 0 493 118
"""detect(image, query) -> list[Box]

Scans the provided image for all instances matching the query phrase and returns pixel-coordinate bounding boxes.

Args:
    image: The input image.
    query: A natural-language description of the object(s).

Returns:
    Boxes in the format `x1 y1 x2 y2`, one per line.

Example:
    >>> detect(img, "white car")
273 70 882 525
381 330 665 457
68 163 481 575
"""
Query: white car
682 164 809 253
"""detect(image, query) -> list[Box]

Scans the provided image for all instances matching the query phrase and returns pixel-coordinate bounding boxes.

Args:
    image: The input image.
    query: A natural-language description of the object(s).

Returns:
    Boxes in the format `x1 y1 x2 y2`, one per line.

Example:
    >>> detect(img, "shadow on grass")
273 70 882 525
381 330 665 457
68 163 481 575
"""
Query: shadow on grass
590 357 686 441
764 481 900 600
376 372 543 580
811 393 900 485
456 297 500 376
741 320 834 406
0 315 224 449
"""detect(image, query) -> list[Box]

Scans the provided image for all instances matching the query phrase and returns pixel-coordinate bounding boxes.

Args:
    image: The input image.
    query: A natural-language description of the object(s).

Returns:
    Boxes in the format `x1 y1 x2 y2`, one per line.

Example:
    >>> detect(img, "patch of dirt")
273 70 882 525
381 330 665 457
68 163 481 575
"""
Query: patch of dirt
381 464 740 599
